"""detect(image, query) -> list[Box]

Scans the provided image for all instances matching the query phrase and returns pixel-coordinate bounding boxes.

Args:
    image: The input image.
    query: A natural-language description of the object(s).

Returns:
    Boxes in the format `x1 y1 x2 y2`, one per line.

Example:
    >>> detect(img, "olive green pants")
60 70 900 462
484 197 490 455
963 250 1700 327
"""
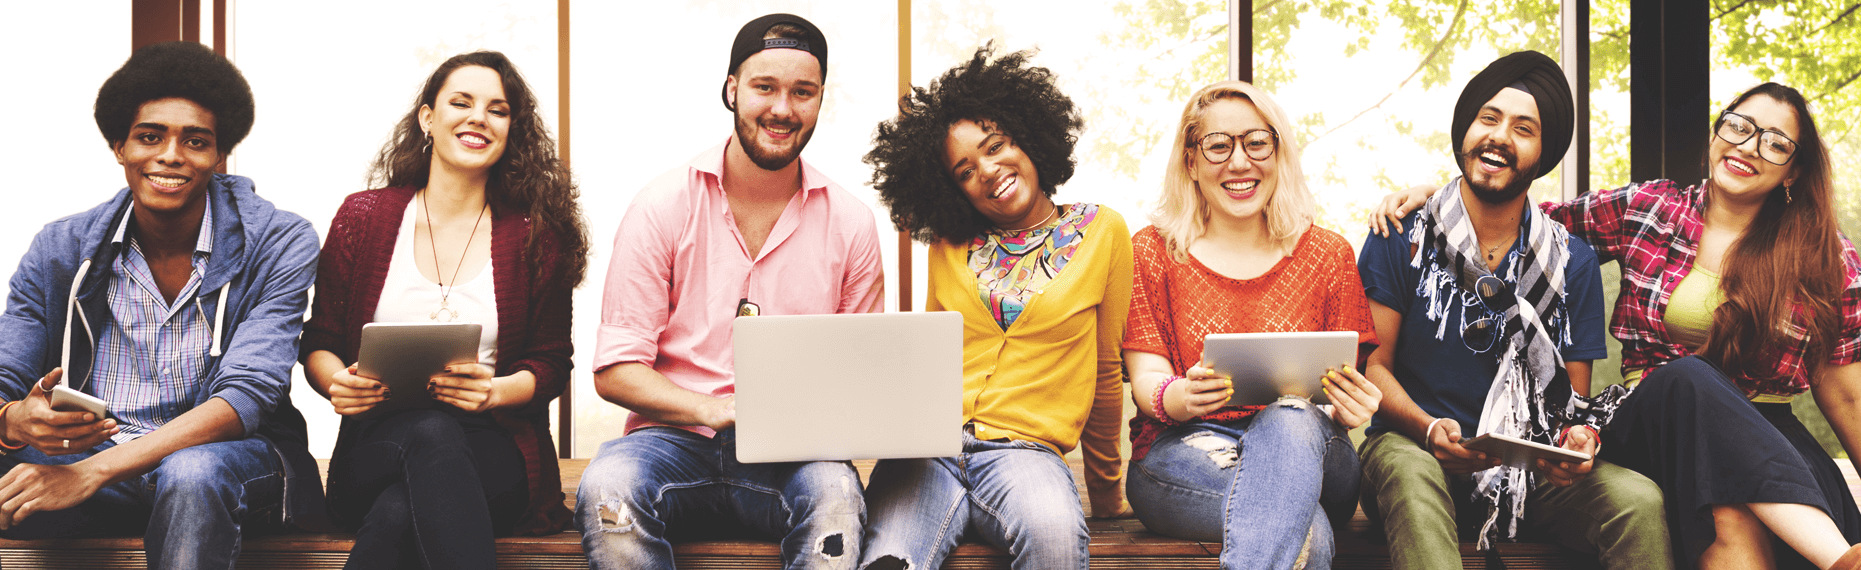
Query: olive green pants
1358 430 1674 570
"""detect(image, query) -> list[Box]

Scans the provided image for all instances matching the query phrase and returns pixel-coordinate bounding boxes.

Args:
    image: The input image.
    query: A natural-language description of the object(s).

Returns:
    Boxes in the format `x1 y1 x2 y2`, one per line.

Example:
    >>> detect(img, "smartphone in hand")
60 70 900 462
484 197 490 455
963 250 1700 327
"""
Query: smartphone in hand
49 385 110 418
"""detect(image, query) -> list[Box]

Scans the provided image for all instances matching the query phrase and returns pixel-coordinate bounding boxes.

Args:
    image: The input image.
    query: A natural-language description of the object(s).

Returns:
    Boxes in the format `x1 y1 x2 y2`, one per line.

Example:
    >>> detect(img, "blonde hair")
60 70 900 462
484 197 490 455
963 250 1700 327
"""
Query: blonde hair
1150 80 1315 261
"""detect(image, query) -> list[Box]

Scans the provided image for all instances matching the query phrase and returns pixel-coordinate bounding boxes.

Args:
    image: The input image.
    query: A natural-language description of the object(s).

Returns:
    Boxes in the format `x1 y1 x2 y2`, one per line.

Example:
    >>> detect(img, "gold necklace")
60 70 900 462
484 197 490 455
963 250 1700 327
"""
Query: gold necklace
999 205 1060 233
422 191 488 322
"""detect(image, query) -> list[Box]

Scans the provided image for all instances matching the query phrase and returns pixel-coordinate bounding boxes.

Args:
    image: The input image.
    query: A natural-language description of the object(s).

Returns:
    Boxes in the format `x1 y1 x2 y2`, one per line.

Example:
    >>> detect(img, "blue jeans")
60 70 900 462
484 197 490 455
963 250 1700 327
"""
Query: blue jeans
859 428 1089 570
1128 397 1359 570
0 437 284 570
576 427 864 570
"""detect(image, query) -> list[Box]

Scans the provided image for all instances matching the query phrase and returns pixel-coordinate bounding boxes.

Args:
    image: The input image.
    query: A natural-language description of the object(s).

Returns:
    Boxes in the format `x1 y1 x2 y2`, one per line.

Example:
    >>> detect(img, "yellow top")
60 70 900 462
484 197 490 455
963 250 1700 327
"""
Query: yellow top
926 206 1132 511
1663 265 1721 352
1624 266 1790 402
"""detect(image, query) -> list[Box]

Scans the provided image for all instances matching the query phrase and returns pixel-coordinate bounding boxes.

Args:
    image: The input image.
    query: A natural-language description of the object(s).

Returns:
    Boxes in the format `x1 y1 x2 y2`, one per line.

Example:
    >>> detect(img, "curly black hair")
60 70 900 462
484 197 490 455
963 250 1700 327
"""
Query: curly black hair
866 45 1083 244
94 41 254 153
369 51 591 287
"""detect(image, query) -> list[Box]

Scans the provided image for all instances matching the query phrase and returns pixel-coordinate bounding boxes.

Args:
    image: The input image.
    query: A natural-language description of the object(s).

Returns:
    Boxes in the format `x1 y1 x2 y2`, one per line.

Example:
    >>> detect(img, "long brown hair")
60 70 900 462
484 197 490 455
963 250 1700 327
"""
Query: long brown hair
368 51 590 286
1701 83 1845 384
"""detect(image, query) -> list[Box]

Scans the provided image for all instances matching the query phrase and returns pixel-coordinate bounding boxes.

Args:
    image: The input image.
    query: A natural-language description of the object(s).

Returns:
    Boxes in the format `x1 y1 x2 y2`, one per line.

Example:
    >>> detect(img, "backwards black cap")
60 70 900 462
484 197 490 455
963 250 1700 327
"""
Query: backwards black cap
722 13 829 111
1451 51 1573 180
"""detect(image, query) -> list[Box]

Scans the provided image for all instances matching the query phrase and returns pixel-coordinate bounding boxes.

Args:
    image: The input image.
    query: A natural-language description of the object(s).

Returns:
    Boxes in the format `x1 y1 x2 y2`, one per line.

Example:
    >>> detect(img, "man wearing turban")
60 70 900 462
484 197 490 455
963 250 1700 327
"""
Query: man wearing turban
1353 51 1674 569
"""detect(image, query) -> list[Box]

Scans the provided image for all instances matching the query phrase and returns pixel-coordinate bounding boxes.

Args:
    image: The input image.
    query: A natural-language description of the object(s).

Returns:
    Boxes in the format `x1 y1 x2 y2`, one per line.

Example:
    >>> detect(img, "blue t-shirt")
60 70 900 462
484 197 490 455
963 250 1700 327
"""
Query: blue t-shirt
1358 210 1608 437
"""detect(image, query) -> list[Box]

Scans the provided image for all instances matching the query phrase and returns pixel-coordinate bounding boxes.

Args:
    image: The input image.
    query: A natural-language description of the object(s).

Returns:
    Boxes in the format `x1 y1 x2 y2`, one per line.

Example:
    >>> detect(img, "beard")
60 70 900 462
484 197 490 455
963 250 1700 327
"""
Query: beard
1460 141 1537 204
733 109 814 171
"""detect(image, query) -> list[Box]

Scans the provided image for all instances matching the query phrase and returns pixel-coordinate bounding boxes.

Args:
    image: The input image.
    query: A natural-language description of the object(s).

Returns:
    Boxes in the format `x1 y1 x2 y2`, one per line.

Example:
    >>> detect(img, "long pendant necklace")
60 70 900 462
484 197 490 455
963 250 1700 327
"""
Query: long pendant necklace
423 190 487 322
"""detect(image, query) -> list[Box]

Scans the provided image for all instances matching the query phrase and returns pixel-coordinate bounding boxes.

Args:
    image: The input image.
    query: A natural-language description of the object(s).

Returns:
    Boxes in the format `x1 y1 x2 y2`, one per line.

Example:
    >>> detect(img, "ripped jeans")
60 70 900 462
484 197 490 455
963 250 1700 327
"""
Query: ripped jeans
858 426 1088 570
1127 397 1359 570
575 427 864 570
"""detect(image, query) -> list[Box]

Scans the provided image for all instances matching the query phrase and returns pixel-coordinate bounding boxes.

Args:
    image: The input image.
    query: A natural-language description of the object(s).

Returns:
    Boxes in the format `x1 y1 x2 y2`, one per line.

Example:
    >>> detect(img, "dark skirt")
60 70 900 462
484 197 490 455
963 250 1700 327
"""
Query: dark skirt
1601 355 1861 570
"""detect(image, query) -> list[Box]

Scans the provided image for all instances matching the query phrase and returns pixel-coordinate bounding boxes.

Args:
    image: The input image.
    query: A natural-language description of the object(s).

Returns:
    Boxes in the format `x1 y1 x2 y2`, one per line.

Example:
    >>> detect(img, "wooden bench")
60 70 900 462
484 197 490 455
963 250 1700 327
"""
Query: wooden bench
7 459 1856 569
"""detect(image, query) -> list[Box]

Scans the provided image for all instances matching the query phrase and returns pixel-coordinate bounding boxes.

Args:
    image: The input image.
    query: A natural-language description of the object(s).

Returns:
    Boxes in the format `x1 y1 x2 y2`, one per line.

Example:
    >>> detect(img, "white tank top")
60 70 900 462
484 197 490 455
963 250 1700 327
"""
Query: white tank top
372 201 499 366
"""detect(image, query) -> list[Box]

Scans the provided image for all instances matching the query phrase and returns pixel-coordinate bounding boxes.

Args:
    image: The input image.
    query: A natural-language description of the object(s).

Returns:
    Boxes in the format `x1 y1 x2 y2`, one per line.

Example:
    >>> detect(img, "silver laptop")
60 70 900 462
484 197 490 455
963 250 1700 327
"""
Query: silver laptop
1202 331 1360 406
732 311 963 463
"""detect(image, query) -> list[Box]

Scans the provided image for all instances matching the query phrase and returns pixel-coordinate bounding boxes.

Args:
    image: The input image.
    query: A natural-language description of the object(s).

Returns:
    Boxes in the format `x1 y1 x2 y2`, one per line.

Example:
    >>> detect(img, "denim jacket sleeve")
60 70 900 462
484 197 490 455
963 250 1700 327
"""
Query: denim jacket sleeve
0 224 75 404
204 213 319 437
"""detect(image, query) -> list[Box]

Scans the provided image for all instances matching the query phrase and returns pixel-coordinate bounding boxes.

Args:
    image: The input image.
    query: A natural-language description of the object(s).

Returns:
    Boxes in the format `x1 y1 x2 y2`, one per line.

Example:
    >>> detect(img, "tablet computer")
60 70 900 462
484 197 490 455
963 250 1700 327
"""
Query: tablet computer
355 322 482 419
1461 433 1592 469
1202 331 1359 406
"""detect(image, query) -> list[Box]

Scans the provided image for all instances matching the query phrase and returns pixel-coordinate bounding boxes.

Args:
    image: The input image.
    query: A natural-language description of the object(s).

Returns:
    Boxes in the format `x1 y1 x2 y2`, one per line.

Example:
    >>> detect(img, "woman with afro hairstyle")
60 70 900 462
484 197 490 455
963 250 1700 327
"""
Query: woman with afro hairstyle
858 45 1131 570
1123 80 1382 569
300 51 588 569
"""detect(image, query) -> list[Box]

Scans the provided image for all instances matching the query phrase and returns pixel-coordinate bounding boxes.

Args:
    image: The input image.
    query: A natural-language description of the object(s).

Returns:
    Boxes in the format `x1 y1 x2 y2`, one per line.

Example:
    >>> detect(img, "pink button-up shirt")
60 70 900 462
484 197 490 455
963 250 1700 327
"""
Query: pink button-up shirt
596 139 886 437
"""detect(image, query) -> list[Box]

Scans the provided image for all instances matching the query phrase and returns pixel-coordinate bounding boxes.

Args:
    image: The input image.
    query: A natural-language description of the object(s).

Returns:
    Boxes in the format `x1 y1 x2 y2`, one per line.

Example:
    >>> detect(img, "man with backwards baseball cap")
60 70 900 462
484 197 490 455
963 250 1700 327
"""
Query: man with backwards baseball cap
576 13 883 570
1353 51 1673 569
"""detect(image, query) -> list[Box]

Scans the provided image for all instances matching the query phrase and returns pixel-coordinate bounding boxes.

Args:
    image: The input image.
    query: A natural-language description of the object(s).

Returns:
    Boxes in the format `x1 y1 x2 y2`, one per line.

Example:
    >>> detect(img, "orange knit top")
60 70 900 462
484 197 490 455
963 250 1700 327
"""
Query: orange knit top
1122 225 1377 460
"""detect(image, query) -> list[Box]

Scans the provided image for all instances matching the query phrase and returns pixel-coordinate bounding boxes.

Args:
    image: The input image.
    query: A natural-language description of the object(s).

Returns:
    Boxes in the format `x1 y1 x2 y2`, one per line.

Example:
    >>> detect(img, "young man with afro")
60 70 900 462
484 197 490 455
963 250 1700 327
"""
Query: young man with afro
0 41 324 569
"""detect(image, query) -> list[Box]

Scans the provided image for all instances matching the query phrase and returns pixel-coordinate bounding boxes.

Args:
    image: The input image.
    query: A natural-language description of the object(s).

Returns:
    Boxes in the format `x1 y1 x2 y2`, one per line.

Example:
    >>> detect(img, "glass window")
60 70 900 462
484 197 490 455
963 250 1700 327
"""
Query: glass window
1254 0 1564 244
1707 0 1859 459
4 4 133 300
235 0 561 457
911 0 1229 309
568 1 899 456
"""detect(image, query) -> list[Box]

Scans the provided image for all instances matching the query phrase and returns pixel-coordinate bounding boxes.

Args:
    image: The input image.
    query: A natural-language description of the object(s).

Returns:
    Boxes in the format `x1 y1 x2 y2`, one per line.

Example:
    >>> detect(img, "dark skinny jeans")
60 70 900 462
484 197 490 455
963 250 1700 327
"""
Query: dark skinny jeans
328 408 527 570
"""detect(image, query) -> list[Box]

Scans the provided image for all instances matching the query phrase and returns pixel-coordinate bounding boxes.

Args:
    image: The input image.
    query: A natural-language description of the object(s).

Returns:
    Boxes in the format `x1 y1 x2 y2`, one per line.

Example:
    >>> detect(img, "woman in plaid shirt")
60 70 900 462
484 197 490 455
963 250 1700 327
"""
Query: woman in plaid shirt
1375 83 1861 570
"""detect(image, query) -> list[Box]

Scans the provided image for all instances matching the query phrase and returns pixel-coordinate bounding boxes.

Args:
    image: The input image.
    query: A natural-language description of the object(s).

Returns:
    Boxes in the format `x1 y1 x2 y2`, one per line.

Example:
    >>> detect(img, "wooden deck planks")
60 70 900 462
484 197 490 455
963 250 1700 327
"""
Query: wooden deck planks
5 457 1854 568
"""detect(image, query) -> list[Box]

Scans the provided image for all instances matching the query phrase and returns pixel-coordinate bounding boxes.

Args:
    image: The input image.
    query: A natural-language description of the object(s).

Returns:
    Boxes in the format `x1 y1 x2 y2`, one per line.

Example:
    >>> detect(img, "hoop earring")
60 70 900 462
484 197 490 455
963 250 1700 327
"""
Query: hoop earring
421 133 433 154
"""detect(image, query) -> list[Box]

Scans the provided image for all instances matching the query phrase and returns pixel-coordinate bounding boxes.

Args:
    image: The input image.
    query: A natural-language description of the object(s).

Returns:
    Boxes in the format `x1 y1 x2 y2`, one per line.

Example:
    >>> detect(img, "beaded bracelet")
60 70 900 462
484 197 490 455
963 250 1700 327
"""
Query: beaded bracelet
1153 375 1185 427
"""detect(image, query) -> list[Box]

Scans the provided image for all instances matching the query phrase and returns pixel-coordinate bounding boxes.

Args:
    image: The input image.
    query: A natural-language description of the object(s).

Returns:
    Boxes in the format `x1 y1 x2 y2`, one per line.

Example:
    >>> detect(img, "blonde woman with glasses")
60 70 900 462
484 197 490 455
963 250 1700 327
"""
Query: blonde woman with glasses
1121 80 1382 570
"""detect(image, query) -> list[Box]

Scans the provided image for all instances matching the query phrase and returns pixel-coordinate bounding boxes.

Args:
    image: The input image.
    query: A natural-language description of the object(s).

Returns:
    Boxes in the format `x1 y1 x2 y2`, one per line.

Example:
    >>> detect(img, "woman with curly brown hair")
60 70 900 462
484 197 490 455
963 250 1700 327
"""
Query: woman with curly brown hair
299 51 589 569
858 45 1130 570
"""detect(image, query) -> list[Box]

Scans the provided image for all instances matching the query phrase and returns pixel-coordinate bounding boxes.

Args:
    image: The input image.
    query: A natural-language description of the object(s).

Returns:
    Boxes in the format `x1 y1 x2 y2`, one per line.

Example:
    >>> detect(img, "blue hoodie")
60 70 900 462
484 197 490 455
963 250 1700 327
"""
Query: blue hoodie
0 173 326 528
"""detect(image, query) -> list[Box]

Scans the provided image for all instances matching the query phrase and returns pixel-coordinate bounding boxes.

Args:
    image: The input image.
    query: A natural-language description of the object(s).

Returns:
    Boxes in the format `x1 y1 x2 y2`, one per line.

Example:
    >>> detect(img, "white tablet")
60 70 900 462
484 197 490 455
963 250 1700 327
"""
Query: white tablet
1201 331 1360 406
1461 433 1592 469
355 322 482 419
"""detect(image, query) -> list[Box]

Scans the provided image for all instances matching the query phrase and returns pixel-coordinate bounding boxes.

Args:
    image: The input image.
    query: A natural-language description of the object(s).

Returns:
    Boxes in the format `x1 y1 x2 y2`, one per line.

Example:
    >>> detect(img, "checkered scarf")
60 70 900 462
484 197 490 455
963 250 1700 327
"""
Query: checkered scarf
1408 177 1572 549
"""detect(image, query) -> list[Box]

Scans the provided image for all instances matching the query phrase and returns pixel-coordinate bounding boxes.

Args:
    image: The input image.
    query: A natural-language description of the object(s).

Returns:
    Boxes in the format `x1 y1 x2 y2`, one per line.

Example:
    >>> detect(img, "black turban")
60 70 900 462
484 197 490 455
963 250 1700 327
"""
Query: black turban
1451 51 1573 180
721 13 829 111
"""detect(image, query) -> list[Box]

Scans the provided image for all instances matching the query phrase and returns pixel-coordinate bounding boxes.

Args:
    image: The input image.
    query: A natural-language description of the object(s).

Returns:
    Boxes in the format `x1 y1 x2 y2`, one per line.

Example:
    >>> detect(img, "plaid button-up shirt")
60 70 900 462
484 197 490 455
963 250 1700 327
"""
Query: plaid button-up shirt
1542 179 1861 397
90 199 215 443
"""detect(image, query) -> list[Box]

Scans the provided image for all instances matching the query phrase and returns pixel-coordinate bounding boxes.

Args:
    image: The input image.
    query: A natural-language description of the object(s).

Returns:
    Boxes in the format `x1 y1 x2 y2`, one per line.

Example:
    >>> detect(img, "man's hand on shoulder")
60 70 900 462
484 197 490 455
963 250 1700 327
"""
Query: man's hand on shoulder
2 369 117 455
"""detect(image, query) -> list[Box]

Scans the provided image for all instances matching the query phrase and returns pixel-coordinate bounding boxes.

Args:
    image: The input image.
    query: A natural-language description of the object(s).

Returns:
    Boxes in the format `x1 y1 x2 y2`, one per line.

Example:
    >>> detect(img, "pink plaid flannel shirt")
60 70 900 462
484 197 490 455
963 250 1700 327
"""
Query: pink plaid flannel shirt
1541 179 1861 397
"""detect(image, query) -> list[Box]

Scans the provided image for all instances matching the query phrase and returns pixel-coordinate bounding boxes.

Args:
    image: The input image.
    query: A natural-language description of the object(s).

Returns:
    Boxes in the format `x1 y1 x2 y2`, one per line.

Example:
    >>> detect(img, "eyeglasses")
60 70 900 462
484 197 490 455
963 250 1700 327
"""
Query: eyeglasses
1462 275 1515 353
1193 129 1278 164
1714 112 1797 166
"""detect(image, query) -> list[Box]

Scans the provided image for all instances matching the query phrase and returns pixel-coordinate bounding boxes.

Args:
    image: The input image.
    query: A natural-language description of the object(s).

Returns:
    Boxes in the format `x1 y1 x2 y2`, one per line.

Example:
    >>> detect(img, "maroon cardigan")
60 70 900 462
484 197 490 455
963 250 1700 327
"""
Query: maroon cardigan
301 187 573 536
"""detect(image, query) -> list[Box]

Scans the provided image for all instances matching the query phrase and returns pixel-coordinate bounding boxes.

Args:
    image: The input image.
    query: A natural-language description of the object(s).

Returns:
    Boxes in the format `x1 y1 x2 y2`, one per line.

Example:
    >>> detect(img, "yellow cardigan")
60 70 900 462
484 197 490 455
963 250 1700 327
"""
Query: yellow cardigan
925 205 1132 511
